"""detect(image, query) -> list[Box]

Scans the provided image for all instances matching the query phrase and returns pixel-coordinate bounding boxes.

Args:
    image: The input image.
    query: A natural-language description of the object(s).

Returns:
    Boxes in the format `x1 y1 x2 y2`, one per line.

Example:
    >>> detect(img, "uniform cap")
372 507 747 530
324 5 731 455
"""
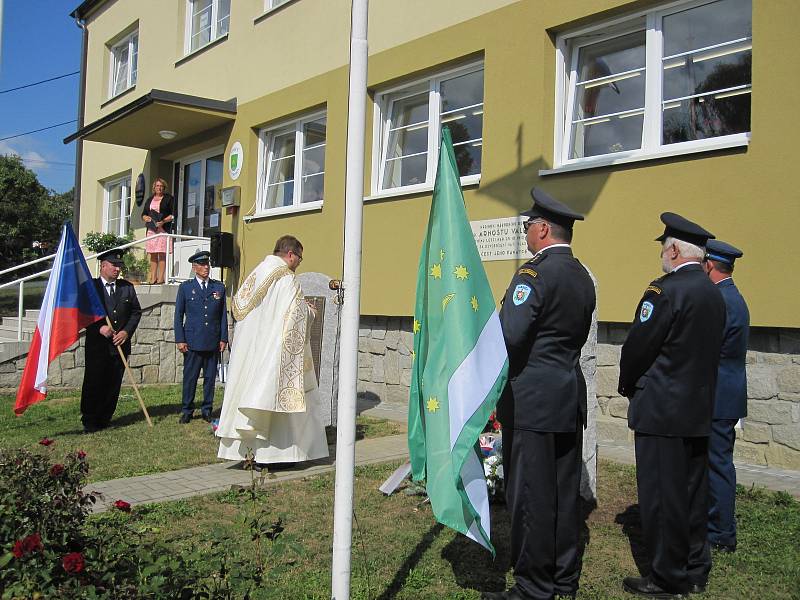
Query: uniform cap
705 239 743 265
98 249 125 266
521 188 585 229
655 212 714 247
188 250 211 265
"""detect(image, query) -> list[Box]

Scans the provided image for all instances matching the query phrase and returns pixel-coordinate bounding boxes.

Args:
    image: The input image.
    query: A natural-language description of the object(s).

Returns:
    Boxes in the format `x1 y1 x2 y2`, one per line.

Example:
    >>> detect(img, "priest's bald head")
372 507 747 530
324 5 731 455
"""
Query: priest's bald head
273 235 304 272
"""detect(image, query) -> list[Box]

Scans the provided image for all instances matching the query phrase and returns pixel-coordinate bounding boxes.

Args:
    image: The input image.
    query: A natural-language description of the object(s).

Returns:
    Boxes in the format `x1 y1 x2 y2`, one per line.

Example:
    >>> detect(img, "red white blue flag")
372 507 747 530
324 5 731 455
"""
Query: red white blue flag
15 224 107 415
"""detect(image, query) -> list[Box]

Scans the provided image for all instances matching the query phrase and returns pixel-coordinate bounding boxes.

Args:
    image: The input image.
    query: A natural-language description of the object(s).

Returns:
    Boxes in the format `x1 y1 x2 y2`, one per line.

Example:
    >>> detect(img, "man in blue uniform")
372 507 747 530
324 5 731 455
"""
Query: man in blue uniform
703 239 749 553
174 251 228 423
618 214 726 599
485 189 595 600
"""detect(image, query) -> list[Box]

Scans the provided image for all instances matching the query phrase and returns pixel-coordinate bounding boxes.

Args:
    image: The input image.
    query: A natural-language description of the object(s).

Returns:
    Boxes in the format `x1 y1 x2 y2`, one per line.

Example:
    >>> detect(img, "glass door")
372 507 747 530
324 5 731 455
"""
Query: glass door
176 148 224 237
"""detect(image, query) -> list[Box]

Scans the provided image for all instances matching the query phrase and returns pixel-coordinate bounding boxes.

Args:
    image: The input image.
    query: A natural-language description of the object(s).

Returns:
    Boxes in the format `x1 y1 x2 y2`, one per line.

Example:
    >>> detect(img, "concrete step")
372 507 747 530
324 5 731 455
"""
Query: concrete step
25 309 40 319
0 317 37 330
0 325 32 340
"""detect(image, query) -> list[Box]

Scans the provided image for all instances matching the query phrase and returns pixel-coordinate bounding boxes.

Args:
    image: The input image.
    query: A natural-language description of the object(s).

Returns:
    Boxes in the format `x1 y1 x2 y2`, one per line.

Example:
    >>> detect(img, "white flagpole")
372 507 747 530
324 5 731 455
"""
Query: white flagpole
331 0 369 598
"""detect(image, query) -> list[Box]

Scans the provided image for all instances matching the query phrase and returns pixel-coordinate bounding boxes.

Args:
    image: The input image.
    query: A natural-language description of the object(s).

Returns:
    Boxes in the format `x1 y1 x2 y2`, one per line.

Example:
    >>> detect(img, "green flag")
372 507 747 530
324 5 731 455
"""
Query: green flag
407 128 509 552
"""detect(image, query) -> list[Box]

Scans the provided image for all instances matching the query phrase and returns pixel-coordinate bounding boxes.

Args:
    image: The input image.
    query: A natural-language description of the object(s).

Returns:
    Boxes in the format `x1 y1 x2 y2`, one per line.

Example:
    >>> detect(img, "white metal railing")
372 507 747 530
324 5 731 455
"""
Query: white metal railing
0 233 210 342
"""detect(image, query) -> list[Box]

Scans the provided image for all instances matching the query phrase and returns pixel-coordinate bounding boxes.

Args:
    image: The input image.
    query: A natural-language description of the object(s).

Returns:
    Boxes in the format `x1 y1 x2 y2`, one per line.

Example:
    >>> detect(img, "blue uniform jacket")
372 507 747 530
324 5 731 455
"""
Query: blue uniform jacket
714 278 749 420
174 278 229 351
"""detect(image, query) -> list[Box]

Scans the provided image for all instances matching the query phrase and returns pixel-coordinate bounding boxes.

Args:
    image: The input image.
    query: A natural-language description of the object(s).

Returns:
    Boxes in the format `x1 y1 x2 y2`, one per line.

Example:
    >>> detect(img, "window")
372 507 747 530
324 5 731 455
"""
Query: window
109 31 138 98
257 113 326 214
104 176 131 236
266 0 292 9
374 63 484 194
556 0 751 167
186 0 230 54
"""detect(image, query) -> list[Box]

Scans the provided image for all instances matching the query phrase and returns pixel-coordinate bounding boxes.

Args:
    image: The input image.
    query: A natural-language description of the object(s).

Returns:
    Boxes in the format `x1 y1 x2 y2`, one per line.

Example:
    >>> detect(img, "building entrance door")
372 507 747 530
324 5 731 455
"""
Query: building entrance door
176 148 224 237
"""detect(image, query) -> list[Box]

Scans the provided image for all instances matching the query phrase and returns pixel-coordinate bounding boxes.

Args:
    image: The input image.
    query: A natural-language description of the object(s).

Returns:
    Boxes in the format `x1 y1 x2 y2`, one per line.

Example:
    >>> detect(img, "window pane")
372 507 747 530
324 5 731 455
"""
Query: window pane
442 111 483 145
382 92 429 186
440 70 483 113
662 0 751 144
663 0 752 57
130 36 138 85
271 131 296 160
304 118 326 146
571 31 646 159
191 0 213 51
112 44 129 96
452 141 482 177
217 0 231 36
303 145 325 177
301 173 324 203
266 182 294 209
382 154 427 189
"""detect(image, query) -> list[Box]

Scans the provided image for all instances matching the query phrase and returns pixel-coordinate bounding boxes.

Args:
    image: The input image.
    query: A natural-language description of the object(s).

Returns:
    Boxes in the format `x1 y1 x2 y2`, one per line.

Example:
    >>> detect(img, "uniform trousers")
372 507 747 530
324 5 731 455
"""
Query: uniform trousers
80 350 125 428
707 419 738 547
181 349 219 416
634 433 711 594
503 427 582 599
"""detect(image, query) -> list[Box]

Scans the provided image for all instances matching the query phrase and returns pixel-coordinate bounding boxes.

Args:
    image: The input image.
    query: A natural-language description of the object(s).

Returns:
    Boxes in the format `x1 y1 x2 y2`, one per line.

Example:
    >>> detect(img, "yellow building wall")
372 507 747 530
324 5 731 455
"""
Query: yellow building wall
77 0 800 328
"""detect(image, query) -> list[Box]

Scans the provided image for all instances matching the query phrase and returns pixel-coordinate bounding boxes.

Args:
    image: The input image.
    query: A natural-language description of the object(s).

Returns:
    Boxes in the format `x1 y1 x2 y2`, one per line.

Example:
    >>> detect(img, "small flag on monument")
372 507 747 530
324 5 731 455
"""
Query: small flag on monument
407 128 509 553
15 224 106 415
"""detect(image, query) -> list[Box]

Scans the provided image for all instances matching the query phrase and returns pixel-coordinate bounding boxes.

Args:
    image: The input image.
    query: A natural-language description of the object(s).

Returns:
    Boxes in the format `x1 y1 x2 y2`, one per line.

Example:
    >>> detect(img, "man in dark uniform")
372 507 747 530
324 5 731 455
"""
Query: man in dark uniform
174 250 228 423
618 213 726 598
485 189 596 600
80 249 141 433
703 239 749 553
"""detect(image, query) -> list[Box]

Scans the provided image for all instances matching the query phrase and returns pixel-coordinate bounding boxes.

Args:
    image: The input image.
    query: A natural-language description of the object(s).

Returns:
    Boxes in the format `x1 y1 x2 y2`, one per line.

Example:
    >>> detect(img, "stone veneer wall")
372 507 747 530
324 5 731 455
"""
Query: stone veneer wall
356 316 415 404
0 304 185 389
596 343 800 470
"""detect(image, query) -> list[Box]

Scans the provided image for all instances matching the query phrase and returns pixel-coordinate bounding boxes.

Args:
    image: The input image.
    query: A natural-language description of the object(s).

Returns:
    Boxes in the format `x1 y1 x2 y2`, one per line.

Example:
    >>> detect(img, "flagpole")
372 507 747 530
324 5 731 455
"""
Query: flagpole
331 0 368 598
106 316 153 427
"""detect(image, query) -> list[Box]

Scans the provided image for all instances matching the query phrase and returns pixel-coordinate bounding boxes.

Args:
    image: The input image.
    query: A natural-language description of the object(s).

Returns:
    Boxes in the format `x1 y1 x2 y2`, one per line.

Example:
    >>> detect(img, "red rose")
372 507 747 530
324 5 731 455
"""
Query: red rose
492 419 502 432
11 540 24 558
39 438 54 447
49 464 65 477
113 500 131 512
62 552 85 574
77 450 87 460
22 533 43 554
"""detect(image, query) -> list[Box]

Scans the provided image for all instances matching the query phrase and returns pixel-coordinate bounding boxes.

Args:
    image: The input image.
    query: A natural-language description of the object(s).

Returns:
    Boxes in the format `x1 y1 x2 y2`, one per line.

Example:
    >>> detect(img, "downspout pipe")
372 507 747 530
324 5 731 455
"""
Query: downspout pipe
71 16 88 236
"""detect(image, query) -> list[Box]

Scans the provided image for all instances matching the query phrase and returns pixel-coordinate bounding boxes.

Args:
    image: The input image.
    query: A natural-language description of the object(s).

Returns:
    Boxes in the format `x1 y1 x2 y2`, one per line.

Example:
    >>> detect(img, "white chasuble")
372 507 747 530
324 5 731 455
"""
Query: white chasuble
216 255 329 464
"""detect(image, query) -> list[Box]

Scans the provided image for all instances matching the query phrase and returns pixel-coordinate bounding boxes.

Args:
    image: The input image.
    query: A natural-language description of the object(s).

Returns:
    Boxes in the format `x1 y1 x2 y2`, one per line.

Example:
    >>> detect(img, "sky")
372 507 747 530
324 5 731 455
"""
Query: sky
0 0 82 193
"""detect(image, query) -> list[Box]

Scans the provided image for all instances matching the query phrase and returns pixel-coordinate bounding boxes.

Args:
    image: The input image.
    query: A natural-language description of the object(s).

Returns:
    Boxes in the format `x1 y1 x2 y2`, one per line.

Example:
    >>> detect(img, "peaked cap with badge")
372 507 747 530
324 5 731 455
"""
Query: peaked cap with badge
97 249 126 266
189 250 212 265
655 212 715 247
522 187 585 230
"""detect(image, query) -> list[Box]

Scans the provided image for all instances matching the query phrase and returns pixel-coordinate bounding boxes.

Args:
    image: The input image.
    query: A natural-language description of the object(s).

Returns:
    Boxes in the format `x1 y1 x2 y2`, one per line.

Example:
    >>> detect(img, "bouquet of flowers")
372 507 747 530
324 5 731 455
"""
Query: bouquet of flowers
480 411 504 499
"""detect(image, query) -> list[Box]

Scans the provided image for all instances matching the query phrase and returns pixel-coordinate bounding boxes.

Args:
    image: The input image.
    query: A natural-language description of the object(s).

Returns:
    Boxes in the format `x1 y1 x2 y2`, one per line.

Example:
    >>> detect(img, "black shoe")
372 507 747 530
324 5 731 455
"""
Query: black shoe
481 588 527 600
201 413 213 423
623 576 686 599
179 413 192 424
83 425 99 434
711 542 736 553
688 583 707 594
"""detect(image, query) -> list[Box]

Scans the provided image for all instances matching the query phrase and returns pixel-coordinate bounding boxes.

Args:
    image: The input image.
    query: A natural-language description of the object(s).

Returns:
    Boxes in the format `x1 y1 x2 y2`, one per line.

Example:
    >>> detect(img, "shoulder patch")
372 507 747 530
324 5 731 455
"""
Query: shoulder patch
646 285 662 295
512 284 532 306
639 300 655 322
517 268 538 278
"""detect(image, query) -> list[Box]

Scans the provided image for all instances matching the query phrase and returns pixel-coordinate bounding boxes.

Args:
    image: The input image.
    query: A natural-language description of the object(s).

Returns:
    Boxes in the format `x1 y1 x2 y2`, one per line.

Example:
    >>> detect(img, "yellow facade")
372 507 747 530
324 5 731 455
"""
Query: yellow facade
74 0 799 327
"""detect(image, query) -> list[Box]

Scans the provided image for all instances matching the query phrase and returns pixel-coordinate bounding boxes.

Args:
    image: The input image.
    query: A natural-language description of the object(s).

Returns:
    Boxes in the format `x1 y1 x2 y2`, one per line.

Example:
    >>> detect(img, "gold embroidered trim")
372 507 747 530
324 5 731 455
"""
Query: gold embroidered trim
518 268 538 278
646 285 662 295
276 286 307 412
231 265 292 321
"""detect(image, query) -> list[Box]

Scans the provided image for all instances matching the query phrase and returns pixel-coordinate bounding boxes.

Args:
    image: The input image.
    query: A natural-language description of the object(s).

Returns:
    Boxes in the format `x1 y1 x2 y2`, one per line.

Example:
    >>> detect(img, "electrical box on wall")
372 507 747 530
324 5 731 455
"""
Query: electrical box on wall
220 186 240 207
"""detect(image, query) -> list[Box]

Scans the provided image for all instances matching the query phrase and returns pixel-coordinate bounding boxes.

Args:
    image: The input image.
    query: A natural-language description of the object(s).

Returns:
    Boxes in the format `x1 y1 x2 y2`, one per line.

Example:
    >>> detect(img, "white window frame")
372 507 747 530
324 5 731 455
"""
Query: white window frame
184 0 230 55
549 0 751 174
255 110 327 218
371 61 484 198
175 145 226 237
108 30 138 99
103 175 132 236
265 0 293 9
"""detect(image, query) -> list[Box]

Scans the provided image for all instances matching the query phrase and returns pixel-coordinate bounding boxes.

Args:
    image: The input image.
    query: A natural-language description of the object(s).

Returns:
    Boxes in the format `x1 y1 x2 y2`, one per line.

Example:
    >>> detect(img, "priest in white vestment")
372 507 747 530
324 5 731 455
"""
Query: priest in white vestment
216 236 329 465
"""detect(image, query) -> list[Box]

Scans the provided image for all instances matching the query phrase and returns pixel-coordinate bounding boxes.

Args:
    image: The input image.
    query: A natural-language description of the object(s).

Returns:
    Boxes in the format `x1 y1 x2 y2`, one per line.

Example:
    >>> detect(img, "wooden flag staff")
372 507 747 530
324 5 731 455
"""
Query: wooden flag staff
106 315 152 427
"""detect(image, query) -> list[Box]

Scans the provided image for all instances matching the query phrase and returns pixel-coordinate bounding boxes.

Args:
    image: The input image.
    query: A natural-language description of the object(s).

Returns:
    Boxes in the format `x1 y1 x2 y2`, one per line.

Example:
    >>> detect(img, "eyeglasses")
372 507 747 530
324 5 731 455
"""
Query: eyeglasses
523 219 546 233
290 251 303 263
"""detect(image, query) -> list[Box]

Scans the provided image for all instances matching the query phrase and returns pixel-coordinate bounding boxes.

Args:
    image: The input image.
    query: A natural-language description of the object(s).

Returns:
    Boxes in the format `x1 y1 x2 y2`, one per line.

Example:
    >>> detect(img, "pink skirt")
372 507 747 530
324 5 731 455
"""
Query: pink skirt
145 229 172 254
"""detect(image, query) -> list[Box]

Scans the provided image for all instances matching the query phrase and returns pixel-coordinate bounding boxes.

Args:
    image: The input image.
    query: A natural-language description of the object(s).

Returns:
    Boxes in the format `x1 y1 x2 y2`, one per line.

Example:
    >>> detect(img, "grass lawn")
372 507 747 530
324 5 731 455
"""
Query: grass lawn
0 385 405 483
89 459 800 600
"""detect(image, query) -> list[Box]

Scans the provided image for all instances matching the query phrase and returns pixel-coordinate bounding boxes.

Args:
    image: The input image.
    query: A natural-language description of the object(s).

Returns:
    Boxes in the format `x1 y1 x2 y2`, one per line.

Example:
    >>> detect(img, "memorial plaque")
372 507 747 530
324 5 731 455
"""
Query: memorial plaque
470 216 528 261
305 296 325 383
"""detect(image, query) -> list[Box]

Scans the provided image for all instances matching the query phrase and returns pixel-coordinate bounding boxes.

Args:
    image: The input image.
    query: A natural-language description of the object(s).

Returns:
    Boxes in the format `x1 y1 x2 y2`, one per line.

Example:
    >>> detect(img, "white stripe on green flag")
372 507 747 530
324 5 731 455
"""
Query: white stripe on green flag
407 127 509 553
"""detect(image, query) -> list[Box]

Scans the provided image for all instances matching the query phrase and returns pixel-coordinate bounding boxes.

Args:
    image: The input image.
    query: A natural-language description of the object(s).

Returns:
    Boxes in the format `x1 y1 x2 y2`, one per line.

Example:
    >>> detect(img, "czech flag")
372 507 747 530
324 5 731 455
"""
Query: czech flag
15 224 107 415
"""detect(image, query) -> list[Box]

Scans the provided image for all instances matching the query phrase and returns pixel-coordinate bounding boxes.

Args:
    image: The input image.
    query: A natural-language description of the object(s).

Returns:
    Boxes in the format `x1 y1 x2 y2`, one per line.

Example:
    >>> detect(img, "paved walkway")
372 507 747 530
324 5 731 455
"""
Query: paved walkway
86 401 800 512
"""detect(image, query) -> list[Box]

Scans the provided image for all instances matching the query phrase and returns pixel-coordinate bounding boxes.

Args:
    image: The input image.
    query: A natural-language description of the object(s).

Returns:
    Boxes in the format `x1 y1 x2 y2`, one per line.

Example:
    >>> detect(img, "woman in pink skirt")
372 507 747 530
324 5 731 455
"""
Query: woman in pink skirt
141 178 175 284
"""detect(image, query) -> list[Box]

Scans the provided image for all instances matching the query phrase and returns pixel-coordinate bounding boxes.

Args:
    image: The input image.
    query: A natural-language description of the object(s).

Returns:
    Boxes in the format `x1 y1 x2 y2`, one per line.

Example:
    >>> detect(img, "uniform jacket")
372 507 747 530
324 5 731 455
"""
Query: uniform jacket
618 263 726 436
713 278 749 419
85 278 141 358
174 278 229 351
498 246 596 432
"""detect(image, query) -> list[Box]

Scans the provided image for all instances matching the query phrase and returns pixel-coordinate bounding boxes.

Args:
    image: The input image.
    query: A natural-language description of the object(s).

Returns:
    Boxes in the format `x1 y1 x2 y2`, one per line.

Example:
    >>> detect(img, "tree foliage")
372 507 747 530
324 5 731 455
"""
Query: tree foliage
0 155 73 276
